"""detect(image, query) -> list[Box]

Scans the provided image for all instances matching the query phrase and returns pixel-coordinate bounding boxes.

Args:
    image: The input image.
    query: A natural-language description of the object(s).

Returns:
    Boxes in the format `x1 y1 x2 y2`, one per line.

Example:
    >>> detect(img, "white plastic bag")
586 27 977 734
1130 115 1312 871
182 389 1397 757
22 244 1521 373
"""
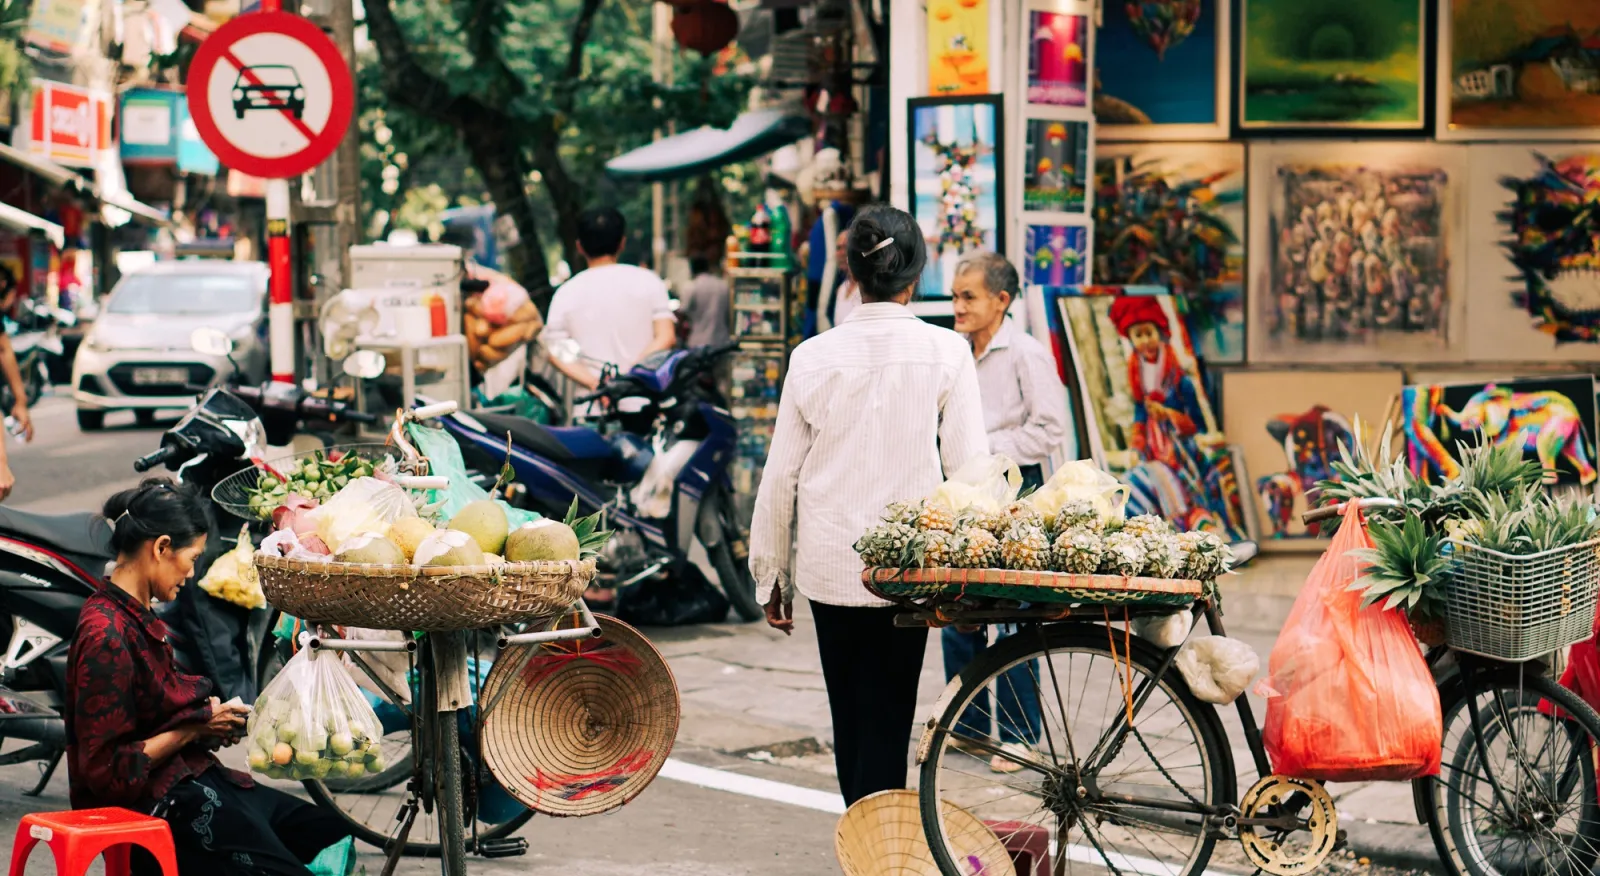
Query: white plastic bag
198 526 265 609
247 647 386 782
1029 460 1129 526
929 454 1022 513
1131 612 1193 649
1175 636 1260 705
260 528 333 562
306 476 417 553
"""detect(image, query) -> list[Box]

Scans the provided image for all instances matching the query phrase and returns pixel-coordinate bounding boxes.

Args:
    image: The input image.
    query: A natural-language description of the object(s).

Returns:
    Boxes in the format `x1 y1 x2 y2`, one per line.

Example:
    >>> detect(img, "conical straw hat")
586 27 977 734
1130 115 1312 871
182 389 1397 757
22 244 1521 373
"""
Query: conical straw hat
835 789 1015 876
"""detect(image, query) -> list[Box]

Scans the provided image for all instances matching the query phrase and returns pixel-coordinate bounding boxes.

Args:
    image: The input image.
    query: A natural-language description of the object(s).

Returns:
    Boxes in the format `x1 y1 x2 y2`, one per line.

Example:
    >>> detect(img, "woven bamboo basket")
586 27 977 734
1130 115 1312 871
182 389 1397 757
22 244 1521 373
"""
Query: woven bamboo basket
835 790 1014 876
479 614 679 818
863 567 1203 607
255 554 595 631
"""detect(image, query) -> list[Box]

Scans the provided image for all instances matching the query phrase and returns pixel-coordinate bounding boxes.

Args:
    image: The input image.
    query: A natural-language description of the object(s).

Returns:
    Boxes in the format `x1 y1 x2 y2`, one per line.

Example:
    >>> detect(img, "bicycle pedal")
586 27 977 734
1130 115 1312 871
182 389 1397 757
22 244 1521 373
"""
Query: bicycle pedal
477 837 528 858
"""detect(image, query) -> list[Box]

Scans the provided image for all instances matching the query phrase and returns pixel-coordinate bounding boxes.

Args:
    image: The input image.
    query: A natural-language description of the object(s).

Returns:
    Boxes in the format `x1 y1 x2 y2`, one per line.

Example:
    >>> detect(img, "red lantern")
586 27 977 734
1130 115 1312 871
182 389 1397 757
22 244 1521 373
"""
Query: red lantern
672 0 739 56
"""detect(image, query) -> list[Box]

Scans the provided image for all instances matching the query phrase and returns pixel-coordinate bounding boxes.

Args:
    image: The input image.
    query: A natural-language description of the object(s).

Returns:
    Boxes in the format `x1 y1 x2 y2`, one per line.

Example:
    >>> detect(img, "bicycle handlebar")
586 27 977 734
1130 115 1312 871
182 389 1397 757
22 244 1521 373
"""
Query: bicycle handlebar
1302 497 1403 525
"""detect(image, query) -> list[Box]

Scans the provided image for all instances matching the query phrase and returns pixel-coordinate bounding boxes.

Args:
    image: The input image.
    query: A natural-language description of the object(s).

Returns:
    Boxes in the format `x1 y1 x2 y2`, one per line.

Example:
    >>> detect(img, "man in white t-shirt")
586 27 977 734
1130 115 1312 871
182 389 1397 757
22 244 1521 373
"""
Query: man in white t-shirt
543 207 677 393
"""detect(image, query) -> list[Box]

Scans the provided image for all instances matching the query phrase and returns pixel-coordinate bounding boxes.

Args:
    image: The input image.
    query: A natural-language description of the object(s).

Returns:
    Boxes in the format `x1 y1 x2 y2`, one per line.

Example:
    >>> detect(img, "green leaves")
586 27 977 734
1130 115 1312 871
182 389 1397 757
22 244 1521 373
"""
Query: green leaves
563 497 613 561
1349 514 1449 621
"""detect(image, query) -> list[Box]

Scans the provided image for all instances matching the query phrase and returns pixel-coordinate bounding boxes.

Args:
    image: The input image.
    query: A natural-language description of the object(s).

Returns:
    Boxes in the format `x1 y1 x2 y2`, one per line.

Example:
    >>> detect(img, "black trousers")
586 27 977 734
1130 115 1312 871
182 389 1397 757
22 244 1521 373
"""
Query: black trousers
133 771 351 876
811 601 929 806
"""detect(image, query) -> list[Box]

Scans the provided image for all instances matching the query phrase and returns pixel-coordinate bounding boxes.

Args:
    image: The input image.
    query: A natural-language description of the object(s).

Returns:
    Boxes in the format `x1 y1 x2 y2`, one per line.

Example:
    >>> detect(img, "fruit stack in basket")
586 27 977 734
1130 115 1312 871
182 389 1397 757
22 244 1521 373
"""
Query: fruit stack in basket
855 495 1230 581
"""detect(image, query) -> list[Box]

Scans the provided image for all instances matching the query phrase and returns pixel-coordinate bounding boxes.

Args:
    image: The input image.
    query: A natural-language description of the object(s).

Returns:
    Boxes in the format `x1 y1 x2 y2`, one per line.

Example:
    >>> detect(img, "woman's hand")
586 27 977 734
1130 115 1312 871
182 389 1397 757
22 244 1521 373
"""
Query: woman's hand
193 696 248 743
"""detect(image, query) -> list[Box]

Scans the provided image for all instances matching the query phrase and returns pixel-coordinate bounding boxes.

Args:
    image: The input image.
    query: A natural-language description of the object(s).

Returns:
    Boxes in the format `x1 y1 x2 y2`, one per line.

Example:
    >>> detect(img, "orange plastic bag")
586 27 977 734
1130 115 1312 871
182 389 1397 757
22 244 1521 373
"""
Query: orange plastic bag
1262 503 1442 782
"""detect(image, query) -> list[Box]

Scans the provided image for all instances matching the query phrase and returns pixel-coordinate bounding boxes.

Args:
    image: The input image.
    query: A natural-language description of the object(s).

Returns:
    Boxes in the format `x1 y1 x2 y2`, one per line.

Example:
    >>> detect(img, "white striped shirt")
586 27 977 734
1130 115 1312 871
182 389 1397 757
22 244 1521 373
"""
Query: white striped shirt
973 318 1069 467
749 303 989 607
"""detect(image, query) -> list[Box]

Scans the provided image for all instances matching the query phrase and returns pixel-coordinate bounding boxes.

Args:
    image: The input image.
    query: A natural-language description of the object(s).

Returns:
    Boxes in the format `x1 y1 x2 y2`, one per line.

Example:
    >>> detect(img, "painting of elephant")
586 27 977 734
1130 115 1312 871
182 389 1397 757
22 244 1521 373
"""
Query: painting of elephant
1402 376 1599 486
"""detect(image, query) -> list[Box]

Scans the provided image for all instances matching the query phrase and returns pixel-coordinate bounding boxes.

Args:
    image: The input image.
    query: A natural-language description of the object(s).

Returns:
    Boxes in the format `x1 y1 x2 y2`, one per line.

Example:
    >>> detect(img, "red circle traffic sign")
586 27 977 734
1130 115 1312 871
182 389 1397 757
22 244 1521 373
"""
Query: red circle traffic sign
186 11 353 179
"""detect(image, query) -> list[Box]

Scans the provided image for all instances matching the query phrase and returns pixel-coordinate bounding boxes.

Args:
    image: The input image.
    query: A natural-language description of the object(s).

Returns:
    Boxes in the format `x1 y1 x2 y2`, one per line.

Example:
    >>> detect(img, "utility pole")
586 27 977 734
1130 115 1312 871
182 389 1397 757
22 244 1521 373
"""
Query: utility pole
329 0 361 290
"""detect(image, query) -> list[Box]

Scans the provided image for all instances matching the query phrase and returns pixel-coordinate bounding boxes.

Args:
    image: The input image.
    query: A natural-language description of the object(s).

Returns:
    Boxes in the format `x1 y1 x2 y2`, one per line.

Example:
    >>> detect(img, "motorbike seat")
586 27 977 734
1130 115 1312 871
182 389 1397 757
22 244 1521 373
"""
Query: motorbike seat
472 412 618 462
0 508 114 580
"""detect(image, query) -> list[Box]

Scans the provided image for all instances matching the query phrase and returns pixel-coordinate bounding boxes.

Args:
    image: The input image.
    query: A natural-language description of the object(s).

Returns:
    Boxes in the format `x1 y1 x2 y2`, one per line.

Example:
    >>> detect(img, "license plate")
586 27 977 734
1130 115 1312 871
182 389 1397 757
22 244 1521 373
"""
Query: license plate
131 367 188 385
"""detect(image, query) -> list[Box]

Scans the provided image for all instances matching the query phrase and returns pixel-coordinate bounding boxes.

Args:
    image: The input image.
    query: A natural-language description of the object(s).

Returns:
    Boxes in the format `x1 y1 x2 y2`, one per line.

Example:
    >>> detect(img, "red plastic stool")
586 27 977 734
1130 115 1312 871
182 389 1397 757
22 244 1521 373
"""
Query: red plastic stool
7 809 177 876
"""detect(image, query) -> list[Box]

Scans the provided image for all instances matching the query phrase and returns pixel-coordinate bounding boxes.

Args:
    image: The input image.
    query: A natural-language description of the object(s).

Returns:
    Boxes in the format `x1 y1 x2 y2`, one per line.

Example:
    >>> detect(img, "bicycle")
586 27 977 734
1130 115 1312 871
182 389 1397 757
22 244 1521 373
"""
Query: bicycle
896 497 1600 876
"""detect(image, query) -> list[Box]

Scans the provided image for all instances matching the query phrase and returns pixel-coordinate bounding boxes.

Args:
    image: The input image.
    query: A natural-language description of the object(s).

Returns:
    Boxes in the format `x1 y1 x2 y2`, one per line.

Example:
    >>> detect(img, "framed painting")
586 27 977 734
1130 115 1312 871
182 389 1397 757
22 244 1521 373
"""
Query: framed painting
1052 287 1252 541
1096 0 1229 140
1222 369 1404 548
1237 0 1429 133
1094 142 1246 364
1026 10 1090 107
1022 117 1090 213
927 0 990 96
1024 222 1089 288
908 95 1006 301
1247 142 1468 364
1402 375 1599 486
1464 146 1600 361
1439 0 1600 139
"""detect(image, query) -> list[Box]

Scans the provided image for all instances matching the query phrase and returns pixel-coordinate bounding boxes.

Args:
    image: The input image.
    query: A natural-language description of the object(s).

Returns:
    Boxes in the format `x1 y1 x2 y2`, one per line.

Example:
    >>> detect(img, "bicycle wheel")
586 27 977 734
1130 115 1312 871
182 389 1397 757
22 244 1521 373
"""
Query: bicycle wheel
920 624 1235 876
1421 665 1600 876
435 707 468 875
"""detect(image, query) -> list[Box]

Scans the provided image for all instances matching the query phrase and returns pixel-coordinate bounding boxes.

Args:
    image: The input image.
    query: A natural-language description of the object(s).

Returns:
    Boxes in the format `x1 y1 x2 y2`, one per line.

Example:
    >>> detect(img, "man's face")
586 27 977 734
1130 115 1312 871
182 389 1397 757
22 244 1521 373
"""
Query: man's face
1128 321 1165 362
951 271 1008 334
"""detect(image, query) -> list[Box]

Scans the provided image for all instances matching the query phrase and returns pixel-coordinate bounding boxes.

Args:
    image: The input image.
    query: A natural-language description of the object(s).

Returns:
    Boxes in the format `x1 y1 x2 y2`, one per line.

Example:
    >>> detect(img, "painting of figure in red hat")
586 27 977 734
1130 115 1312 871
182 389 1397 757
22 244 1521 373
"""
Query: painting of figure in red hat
1056 287 1250 541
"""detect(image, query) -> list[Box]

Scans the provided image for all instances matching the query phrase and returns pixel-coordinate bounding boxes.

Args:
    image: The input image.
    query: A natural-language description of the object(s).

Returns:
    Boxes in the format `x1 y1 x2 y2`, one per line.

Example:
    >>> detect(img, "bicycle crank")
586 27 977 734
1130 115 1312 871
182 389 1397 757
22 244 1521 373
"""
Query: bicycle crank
1237 775 1339 876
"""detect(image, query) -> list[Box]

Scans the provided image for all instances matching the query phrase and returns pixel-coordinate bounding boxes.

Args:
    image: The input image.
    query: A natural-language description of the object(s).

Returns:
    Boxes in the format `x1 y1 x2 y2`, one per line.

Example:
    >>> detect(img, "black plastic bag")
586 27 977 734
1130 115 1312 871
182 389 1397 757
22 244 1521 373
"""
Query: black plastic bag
616 564 729 626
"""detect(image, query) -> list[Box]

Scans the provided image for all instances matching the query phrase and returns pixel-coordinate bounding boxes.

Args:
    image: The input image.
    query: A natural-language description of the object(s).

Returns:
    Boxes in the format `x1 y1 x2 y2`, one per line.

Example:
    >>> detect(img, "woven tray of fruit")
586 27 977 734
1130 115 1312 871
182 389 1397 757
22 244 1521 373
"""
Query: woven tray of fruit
854 498 1230 608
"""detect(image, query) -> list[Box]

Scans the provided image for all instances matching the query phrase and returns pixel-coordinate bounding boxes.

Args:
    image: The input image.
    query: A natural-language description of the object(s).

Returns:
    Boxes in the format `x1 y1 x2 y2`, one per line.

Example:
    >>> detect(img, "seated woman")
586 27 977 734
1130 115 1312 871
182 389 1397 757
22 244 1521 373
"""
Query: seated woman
66 479 350 875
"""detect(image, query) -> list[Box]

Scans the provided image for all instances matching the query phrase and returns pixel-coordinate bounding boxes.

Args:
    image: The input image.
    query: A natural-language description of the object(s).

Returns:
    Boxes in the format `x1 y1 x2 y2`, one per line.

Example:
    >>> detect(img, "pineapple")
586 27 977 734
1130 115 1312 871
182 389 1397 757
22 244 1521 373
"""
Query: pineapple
1142 534 1182 578
966 508 1011 537
1053 528 1102 575
916 500 958 533
1347 514 1449 619
1054 499 1104 535
1176 531 1230 580
1001 522 1053 571
1099 531 1147 577
1122 514 1172 539
881 501 921 527
1000 501 1045 531
854 522 916 568
908 529 956 568
951 526 1002 569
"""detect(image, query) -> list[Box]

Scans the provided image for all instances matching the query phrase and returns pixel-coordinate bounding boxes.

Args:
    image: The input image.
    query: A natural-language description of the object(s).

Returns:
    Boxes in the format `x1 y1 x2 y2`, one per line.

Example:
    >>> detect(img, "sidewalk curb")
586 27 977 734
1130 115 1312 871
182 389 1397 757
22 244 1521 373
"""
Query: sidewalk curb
1340 820 1444 874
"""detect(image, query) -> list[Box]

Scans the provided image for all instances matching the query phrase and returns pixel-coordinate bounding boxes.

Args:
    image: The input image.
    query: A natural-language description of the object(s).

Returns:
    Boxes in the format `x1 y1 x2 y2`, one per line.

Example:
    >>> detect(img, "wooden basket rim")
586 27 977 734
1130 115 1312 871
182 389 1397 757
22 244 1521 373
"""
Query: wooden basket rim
862 566 1203 596
255 552 596 579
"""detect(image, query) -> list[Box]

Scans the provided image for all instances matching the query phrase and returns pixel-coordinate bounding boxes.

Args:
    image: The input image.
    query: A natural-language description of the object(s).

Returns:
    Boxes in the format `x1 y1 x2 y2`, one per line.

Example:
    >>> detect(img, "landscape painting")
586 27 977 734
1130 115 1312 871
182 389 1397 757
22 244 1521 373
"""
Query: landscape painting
1096 0 1228 139
908 95 1005 300
1239 0 1427 131
1222 369 1403 546
1095 143 1246 363
1025 224 1089 288
1464 146 1600 361
1022 118 1089 213
1027 11 1089 107
1445 0 1600 132
1402 375 1599 486
1056 288 1251 541
927 0 990 96
1248 142 1468 363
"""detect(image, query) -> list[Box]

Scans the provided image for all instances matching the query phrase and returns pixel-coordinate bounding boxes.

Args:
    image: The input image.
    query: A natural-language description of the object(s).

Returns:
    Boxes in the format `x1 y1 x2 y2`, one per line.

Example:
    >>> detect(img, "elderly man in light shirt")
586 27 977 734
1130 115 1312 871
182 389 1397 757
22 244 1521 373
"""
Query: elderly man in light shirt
946 250 1069 773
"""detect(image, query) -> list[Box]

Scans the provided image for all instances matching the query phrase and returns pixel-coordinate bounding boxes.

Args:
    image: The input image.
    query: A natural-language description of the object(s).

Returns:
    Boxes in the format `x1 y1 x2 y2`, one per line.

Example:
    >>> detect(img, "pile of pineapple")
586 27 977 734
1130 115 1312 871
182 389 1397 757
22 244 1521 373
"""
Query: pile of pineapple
855 497 1230 582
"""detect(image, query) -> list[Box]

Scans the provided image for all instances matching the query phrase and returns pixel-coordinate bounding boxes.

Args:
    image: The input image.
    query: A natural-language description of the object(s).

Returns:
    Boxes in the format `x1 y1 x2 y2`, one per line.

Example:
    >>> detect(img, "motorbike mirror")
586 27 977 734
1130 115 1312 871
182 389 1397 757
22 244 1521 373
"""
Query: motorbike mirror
342 350 386 379
190 328 234 357
550 338 584 365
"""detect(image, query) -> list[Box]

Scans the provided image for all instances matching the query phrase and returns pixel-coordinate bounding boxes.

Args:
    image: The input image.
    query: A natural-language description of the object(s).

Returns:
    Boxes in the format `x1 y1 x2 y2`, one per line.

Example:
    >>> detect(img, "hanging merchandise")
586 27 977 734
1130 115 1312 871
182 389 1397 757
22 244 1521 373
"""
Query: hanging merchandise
1262 502 1442 782
671 0 739 56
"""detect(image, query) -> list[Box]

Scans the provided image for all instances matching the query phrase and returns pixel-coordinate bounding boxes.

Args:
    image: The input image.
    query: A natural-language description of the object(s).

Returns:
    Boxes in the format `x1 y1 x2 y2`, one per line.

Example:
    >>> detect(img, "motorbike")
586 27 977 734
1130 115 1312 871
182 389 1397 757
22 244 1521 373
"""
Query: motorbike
0 299 71 415
0 330 373 793
429 338 763 621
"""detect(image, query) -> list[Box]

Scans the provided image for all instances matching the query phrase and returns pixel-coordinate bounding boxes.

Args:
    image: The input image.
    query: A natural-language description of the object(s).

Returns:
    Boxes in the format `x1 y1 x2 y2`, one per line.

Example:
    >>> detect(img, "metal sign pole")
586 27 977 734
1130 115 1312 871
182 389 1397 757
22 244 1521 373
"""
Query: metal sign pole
259 0 291 383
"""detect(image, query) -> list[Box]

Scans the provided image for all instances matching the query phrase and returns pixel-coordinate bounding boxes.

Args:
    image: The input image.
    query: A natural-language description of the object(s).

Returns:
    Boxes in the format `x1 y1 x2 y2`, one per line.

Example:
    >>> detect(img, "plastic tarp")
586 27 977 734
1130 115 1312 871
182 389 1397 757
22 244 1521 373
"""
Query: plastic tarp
604 109 811 183
0 202 63 247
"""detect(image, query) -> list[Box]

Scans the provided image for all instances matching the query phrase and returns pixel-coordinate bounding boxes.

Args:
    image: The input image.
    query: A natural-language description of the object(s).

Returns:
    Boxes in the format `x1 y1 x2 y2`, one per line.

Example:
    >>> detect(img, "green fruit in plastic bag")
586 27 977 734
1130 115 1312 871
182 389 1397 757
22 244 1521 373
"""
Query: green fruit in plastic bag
305 733 328 754
365 756 385 773
276 723 298 744
265 766 287 780
272 742 294 766
309 760 332 779
329 732 354 756
247 748 269 771
294 747 319 766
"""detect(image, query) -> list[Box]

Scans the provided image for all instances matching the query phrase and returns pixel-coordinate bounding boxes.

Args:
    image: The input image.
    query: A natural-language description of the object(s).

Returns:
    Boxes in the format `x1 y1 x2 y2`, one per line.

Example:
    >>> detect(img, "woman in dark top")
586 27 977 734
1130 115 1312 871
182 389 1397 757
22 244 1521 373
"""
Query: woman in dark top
66 479 349 875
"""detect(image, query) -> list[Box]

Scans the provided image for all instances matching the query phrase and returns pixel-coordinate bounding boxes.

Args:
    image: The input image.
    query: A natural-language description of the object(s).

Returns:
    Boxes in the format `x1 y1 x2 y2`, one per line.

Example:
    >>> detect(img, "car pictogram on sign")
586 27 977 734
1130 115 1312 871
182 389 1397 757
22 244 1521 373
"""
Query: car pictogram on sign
231 65 305 120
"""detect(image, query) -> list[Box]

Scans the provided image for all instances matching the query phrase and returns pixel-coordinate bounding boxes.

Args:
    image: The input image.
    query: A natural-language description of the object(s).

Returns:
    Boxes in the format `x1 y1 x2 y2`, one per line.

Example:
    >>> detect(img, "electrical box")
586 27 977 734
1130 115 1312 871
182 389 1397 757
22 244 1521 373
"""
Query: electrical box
348 243 465 331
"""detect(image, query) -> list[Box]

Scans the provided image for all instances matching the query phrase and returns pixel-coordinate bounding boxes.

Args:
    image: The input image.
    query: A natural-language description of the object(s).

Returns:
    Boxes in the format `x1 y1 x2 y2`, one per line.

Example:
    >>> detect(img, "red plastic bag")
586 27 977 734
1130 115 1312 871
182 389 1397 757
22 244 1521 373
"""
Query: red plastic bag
1262 503 1442 782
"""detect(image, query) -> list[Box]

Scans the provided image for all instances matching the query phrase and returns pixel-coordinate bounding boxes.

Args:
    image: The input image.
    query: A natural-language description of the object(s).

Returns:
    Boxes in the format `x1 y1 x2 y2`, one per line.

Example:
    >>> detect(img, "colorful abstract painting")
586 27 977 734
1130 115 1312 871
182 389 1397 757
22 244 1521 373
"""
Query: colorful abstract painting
908 95 1005 300
1402 375 1599 486
1095 143 1245 363
1222 369 1403 546
1465 146 1600 360
1054 288 1251 541
1239 0 1427 131
1097 0 1228 138
1027 11 1089 107
1022 118 1089 213
1248 143 1467 363
1445 0 1600 132
927 0 990 96
1025 224 1088 287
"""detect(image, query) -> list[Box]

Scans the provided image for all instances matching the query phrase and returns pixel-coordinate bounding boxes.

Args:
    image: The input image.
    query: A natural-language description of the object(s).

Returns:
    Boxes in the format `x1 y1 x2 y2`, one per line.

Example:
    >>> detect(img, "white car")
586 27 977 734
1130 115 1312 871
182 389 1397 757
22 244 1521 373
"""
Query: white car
72 261 269 431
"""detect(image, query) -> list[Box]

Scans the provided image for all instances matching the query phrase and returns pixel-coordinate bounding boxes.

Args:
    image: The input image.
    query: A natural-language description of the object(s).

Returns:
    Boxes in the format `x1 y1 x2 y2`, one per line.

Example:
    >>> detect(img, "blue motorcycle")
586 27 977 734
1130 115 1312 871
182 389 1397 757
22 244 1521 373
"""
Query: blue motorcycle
425 340 762 621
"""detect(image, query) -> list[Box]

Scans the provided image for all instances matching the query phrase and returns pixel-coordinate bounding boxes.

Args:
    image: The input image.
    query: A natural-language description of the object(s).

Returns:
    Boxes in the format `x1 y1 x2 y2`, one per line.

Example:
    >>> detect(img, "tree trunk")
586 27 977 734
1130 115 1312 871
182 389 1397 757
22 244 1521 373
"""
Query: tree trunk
527 129 583 281
466 131 552 306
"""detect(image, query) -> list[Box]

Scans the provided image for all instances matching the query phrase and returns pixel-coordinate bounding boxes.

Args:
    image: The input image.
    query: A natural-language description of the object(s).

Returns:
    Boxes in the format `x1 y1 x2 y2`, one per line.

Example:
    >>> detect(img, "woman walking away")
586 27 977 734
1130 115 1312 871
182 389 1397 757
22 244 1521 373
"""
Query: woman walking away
749 206 989 806
67 479 351 875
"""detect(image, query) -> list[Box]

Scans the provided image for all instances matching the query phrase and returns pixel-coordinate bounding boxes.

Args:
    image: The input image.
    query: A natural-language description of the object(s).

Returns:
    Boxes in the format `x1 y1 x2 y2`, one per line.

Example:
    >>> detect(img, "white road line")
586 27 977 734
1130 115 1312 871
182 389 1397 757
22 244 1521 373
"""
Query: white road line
657 758 1243 876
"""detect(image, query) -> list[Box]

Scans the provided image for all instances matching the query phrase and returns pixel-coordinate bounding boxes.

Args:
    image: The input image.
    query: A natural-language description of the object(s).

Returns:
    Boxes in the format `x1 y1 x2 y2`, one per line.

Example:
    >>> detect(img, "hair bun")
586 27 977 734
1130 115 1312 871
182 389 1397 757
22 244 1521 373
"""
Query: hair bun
844 207 928 303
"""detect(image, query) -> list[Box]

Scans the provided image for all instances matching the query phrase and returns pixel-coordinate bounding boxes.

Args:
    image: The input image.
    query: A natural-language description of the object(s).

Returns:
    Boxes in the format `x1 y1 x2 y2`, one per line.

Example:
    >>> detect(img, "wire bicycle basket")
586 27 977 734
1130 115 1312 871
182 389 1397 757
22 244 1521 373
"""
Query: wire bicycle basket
1445 537 1600 663
212 443 422 522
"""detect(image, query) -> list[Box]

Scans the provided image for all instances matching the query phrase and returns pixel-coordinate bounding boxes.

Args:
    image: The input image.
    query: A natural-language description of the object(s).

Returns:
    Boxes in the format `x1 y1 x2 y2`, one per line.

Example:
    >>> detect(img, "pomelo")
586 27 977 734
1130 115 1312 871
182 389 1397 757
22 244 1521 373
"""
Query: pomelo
388 517 438 562
413 529 486 567
449 500 511 554
504 519 580 563
334 532 405 566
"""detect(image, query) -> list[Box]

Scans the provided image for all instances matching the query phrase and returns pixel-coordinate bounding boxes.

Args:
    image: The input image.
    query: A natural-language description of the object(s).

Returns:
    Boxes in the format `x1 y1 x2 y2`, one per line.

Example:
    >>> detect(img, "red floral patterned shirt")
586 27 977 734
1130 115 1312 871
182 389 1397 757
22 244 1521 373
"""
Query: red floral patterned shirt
65 584 252 810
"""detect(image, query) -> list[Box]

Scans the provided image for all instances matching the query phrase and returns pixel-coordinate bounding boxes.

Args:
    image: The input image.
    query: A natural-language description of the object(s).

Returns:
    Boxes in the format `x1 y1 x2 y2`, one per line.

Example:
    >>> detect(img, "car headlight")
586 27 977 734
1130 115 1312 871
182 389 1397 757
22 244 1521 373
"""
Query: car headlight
233 88 245 101
292 87 304 100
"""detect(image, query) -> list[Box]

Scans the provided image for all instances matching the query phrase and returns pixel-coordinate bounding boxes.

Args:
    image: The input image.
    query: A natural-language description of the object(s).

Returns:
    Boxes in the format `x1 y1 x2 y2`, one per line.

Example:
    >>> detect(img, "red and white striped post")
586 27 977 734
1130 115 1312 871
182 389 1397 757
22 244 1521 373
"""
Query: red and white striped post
260 0 293 385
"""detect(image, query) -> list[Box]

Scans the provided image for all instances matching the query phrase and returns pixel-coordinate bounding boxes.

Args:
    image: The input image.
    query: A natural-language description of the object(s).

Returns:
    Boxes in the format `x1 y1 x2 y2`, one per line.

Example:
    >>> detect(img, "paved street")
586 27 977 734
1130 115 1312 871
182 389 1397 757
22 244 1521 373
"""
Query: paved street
0 396 1439 874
